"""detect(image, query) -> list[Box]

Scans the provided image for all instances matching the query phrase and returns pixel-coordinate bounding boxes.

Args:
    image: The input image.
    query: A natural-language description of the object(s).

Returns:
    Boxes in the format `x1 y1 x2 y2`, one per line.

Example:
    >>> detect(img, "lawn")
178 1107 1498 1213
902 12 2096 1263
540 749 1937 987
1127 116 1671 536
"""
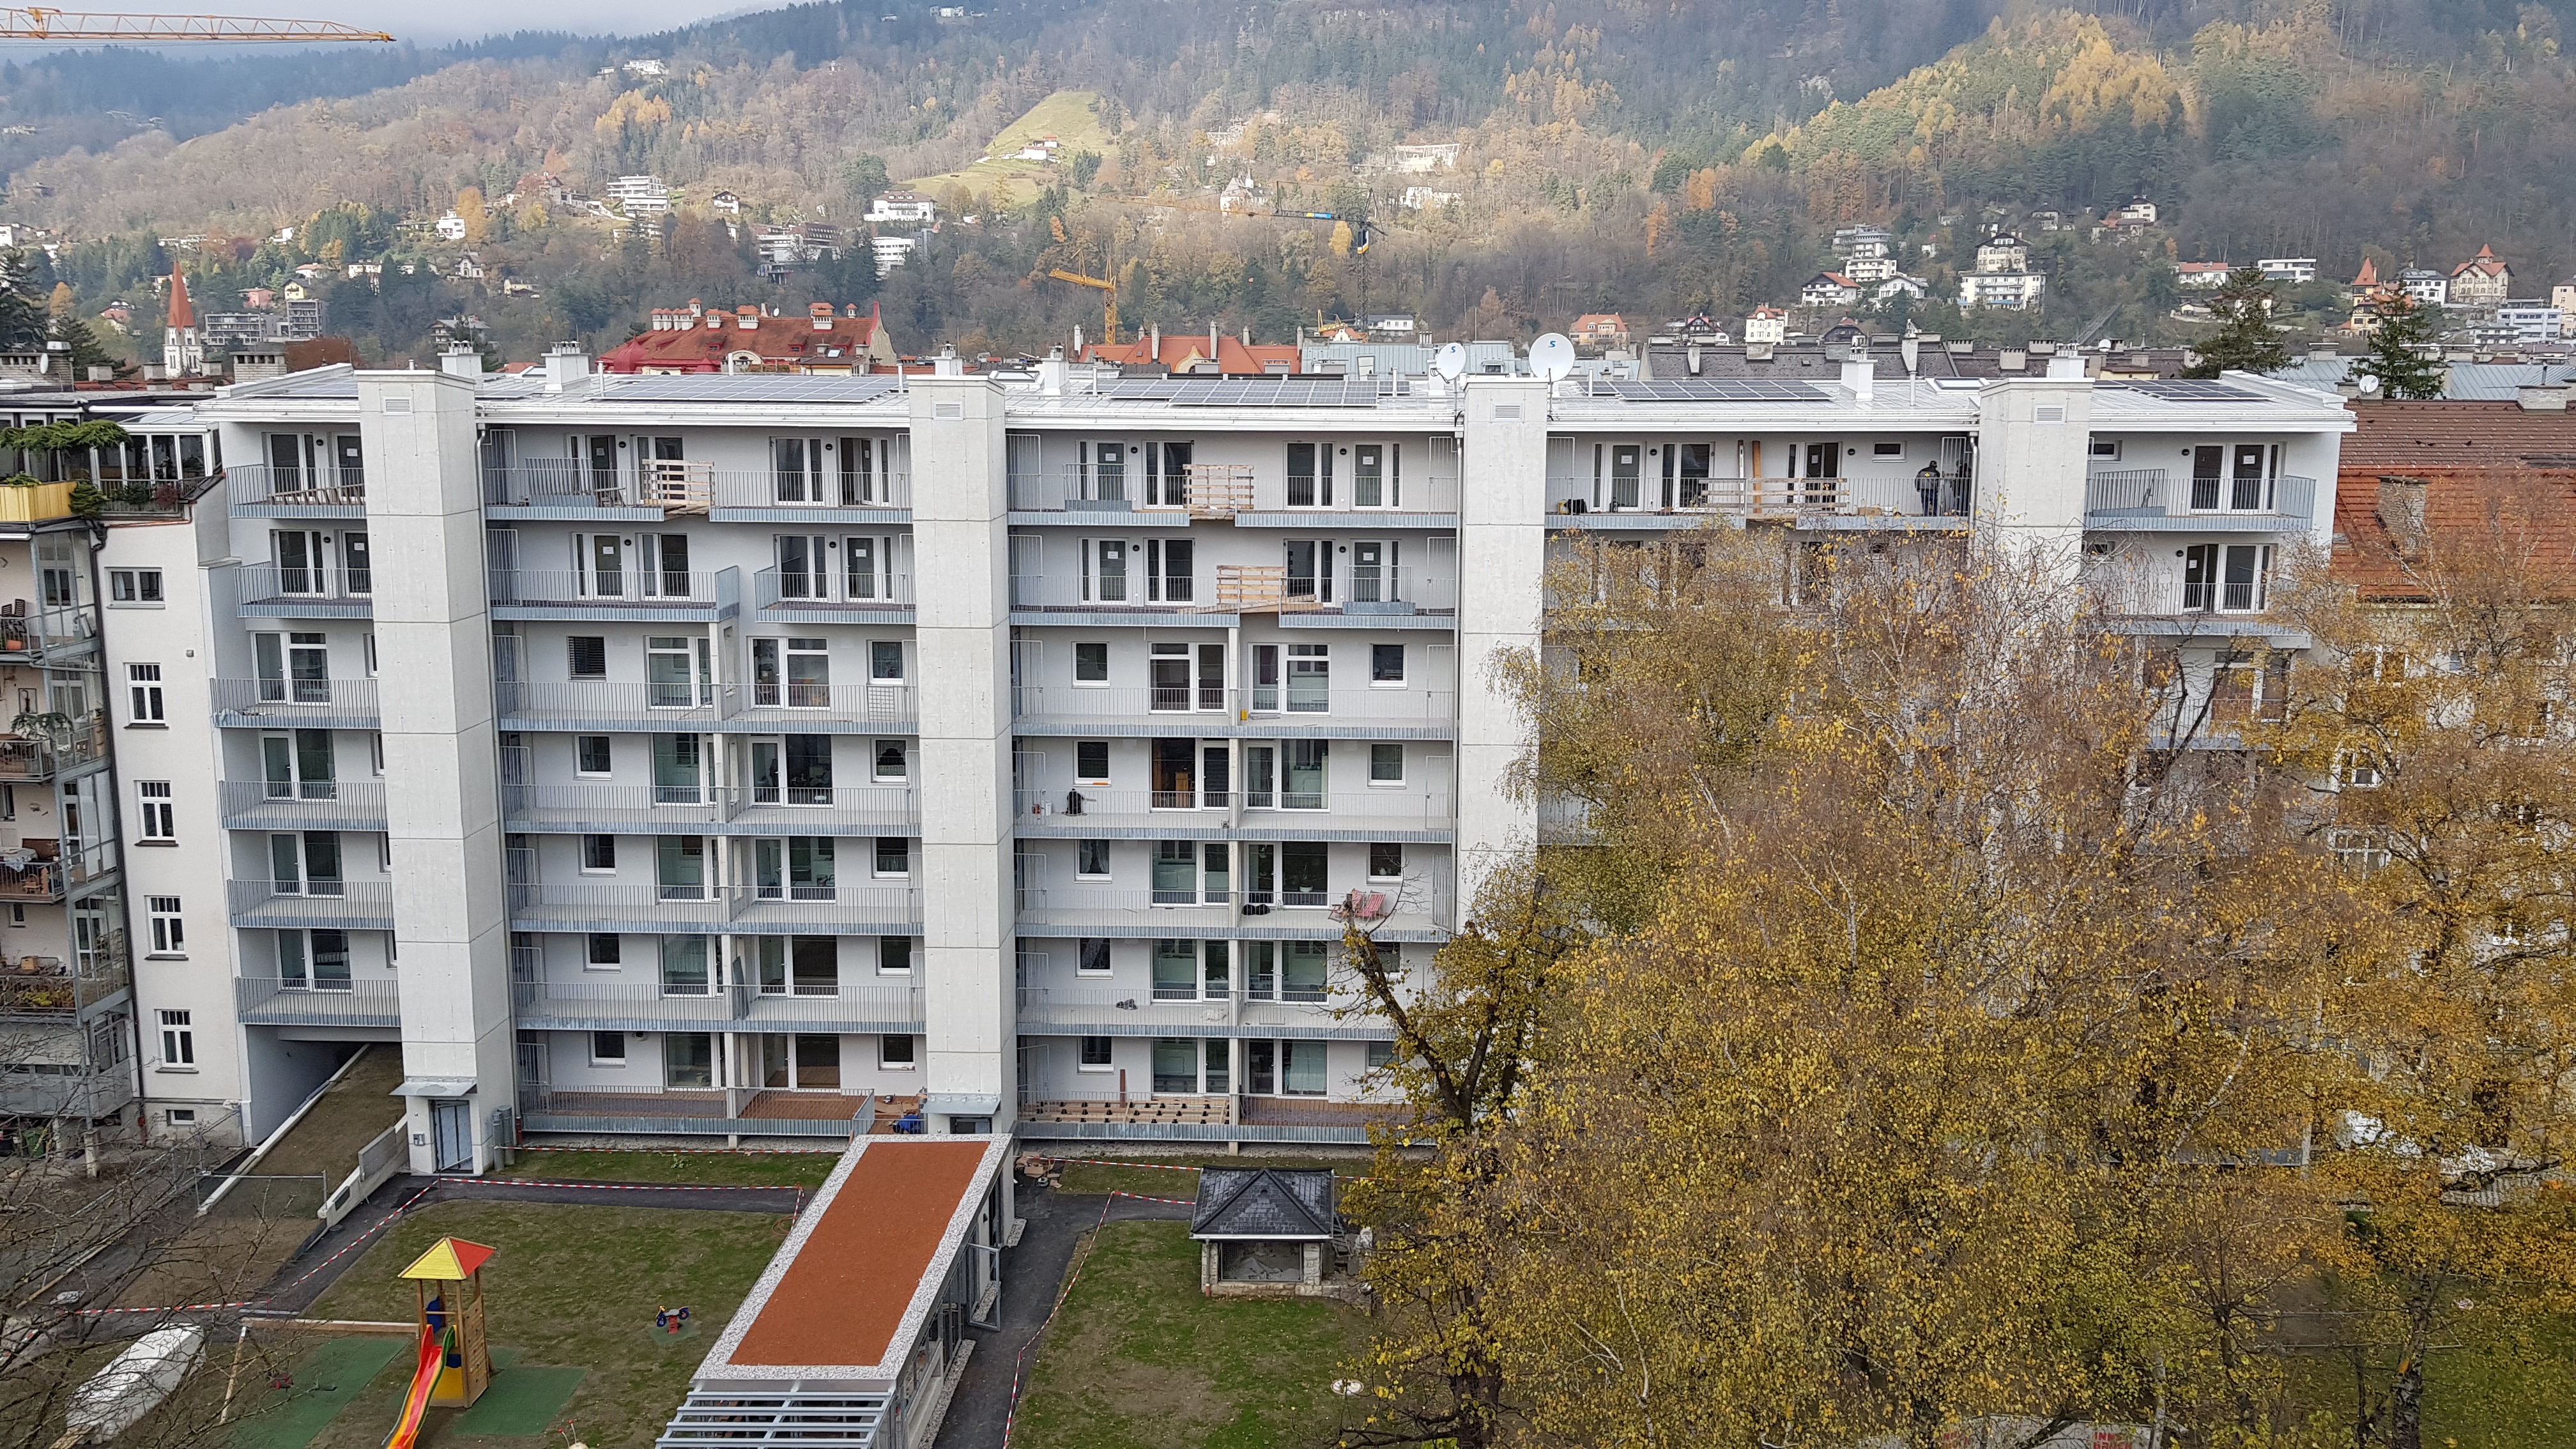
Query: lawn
1011 1220 1374 1449
1043 1153 1370 1200
233 1199 785 1449
498 1147 839 1189
903 89 1109 198
255 1046 406 1181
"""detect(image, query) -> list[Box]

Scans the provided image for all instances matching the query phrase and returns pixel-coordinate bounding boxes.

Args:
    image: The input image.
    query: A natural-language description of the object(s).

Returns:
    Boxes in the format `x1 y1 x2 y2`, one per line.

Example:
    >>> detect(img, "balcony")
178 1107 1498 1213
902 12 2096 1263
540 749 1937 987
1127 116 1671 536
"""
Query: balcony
753 566 914 618
499 783 918 833
1010 686 1458 737
1013 884 1451 942
1010 568 1457 619
227 463 366 516
1547 473 1973 528
0 715 107 782
0 1065 136 1119
512 979 923 1033
218 779 389 831
211 677 382 730
2083 470 2317 531
1015 988 1368 1037
1012 787 1453 838
503 880 923 933
0 945 129 1018
486 464 912 519
234 975 401 1029
226 878 396 930
0 602 99 660
487 567 742 622
714 468 911 517
494 678 919 730
1009 463 1459 516
239 565 371 618
0 838 118 903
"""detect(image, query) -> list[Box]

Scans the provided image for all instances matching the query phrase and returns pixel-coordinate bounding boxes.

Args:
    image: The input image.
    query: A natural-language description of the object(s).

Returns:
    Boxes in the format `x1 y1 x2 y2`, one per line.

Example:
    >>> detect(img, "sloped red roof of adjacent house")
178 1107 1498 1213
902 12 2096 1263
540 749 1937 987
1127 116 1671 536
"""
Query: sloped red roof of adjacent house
2333 401 2576 599
1080 334 1298 375
2351 257 2379 288
599 302 891 373
2452 244 2510 280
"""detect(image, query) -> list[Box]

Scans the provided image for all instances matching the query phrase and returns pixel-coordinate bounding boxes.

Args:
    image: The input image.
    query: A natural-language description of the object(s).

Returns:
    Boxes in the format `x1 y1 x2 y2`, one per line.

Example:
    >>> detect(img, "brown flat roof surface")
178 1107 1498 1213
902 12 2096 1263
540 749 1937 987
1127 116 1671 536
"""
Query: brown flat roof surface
730 1140 986 1368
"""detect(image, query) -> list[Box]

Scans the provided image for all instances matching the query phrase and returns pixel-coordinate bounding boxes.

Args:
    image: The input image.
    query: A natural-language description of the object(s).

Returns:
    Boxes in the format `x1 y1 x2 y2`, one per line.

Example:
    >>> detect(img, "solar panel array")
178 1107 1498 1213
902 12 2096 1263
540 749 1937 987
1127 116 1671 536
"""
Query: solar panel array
2106 379 2262 402
1096 377 1381 408
1607 379 1837 403
596 374 906 405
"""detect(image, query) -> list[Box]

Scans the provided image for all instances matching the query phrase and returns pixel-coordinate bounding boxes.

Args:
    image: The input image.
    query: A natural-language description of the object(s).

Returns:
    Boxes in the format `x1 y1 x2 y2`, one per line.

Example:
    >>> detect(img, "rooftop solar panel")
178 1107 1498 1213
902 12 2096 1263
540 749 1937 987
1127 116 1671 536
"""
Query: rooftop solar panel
1096 376 1381 407
2106 379 2263 402
1607 379 1837 402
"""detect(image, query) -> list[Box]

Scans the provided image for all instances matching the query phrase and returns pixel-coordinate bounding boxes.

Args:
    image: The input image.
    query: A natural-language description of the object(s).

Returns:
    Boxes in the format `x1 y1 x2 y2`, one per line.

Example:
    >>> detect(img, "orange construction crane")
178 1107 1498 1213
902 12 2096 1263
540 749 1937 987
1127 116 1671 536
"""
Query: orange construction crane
1046 268 1118 346
0 8 394 42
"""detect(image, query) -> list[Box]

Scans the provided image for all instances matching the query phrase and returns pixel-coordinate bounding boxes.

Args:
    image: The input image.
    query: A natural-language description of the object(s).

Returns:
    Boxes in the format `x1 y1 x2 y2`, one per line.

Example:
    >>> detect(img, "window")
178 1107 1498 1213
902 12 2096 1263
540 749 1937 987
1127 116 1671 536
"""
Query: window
873 740 908 781
753 636 831 708
660 936 713 994
1287 644 1330 712
147 896 184 956
875 836 910 876
878 936 913 974
2338 749 2382 790
1082 538 1128 603
1285 441 1334 507
128 663 164 723
1146 537 1194 602
586 932 622 969
2182 544 2275 615
581 834 617 872
109 568 164 605
870 640 904 682
567 636 608 679
2089 438 2122 461
1078 1036 1114 1070
1284 740 1327 809
1075 741 1110 783
135 781 176 842
1372 643 1406 685
256 631 330 703
1078 937 1111 975
1282 842 1330 905
1873 441 1906 459
1282 1039 1327 1094
1367 1041 1397 1069
648 636 709 708
880 1034 916 1070
1077 839 1112 878
576 735 613 776
158 1009 194 1066
1370 743 1405 785
1152 1038 1199 1092
1073 642 1109 682
165 1108 196 1126
1370 843 1404 880
2329 828 2389 875
664 1032 716 1087
591 1031 627 1066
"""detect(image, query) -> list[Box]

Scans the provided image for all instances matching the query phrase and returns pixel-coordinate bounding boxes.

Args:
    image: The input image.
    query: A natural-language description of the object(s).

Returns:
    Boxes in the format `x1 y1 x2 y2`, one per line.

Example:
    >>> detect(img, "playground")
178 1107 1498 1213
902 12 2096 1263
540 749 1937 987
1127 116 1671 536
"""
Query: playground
223 1198 783 1449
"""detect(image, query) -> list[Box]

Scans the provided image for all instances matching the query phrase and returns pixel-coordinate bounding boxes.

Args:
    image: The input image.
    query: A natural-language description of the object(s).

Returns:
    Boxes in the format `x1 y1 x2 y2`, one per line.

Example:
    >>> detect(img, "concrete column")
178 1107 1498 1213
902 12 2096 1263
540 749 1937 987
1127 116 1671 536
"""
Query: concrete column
908 377 1015 1131
1974 373 2095 579
1453 377 1549 918
358 371 513 1175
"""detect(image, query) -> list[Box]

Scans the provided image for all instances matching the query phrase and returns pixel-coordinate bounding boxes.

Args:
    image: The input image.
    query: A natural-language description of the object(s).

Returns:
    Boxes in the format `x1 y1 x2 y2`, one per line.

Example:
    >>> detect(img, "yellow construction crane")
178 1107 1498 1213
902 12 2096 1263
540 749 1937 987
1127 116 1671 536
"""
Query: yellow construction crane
0 8 394 42
1046 268 1118 346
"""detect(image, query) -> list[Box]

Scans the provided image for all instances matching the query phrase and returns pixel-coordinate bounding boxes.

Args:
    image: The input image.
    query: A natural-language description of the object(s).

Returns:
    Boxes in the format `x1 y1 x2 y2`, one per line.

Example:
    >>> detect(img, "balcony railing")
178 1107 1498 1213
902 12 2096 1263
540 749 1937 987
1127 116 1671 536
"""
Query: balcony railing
486 567 740 612
1013 786 1453 827
0 838 118 903
715 469 911 512
0 948 131 1016
1010 568 1457 615
0 716 107 781
0 1065 136 1119
1009 464 1459 515
1014 884 1450 930
2083 470 2316 526
239 565 371 607
500 783 918 831
0 603 98 658
1011 686 1457 726
218 779 389 829
1547 471 1974 519
1014 987 1352 1031
226 878 396 926
234 975 401 1027
512 979 923 1031
226 463 366 509
211 677 382 724
492 678 919 726
486 464 913 514
754 566 915 611
503 880 923 928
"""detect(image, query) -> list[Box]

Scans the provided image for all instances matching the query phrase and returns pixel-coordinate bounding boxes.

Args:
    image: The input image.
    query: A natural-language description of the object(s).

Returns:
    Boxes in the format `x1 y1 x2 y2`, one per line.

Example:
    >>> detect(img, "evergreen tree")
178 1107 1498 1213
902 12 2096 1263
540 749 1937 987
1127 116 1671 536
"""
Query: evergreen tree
2183 264 2289 378
2359 289 2446 399
48 314 125 378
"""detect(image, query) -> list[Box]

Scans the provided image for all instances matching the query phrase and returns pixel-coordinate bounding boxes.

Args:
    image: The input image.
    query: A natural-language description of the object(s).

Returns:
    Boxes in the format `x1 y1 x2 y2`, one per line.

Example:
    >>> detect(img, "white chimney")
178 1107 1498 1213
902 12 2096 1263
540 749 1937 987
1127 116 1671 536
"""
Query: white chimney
933 343 963 378
1039 345 1067 397
544 342 588 390
1841 355 1875 402
440 346 483 380
2046 351 2086 380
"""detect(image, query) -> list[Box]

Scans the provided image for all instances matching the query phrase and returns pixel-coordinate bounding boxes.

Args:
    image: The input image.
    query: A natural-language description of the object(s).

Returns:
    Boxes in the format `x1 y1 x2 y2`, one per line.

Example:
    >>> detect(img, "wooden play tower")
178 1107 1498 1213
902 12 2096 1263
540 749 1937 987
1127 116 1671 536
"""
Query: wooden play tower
399 1237 496 1409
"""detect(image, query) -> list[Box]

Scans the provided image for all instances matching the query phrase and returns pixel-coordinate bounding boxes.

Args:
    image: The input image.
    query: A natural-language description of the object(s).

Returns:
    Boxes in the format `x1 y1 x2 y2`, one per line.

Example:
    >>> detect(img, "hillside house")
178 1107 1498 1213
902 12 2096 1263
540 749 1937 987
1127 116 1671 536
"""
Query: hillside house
708 190 742 215
241 286 275 310
868 191 938 225
2400 269 2449 307
1081 326 1298 376
1743 306 1788 344
2257 258 2317 284
2176 263 2233 291
2451 245 2513 306
608 175 673 216
1800 273 1862 309
871 234 917 278
1398 186 1459 210
2114 197 2159 225
434 211 468 241
1873 275 1929 303
1974 233 2030 272
1570 314 1627 348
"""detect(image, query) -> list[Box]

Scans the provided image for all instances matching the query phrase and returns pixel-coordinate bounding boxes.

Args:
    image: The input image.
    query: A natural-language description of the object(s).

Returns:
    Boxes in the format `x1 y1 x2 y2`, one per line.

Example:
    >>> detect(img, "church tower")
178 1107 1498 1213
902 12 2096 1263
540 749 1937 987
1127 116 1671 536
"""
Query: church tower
162 267 202 376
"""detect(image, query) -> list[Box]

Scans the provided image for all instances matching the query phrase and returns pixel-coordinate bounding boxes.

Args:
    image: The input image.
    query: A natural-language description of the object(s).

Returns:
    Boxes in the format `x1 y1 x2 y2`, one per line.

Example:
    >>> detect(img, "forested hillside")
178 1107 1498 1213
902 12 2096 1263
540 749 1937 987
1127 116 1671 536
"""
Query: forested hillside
13 0 2576 364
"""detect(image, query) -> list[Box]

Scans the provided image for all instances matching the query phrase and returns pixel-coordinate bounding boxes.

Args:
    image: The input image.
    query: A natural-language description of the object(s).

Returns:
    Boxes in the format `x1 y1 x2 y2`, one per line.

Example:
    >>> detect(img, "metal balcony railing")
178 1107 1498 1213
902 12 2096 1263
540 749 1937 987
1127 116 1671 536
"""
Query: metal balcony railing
211 677 382 723
499 783 918 831
486 567 740 611
1009 567 1457 615
218 779 389 828
510 979 924 1030
226 878 396 924
234 976 401 1027
226 463 366 508
503 880 923 928
0 717 107 781
754 566 914 611
714 468 910 511
492 678 918 725
1013 786 1453 826
239 565 371 605
2085 470 2316 525
486 464 913 513
1013 987 1352 1030
1009 685 1457 724
1547 471 1974 518
0 603 98 658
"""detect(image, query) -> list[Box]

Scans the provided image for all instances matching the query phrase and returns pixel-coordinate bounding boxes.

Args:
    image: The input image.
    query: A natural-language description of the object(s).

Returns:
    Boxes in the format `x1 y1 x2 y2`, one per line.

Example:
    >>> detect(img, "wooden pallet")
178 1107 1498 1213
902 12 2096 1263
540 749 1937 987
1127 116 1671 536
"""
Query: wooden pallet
1202 564 1323 615
1184 463 1254 518
1020 1097 1233 1125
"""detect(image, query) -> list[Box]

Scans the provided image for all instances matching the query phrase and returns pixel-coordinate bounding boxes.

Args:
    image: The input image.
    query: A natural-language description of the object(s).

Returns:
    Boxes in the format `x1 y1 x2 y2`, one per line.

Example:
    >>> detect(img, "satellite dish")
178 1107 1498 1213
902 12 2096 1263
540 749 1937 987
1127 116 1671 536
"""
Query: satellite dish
1529 332 1575 382
1434 342 1468 381
2356 373 2382 395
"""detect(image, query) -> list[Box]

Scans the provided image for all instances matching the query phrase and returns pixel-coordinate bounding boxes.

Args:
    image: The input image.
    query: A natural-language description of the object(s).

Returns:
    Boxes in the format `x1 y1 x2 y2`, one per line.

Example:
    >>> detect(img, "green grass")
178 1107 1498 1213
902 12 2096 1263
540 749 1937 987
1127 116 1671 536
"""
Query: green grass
904 88 1109 198
228 1336 404 1449
257 1045 407 1181
1012 1220 1372 1449
1045 1153 1370 1200
499 1147 839 1188
274 1199 785 1449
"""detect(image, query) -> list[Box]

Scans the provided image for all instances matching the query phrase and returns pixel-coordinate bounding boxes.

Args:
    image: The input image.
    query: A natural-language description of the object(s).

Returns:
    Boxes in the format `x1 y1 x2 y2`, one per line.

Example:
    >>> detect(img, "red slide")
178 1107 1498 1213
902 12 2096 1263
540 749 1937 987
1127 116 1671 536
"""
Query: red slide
384 1324 441 1449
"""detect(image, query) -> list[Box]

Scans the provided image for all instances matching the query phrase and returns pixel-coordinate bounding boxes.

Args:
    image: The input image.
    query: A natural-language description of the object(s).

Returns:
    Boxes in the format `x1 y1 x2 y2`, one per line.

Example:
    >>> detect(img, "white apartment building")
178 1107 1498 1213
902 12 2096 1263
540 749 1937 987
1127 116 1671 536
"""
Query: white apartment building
26 353 2355 1176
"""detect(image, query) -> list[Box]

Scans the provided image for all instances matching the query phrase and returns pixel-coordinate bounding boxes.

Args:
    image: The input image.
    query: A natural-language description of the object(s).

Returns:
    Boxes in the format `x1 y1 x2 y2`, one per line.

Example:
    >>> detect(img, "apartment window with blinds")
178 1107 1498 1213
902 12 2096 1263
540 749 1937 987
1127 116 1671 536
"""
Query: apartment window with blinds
127 663 164 723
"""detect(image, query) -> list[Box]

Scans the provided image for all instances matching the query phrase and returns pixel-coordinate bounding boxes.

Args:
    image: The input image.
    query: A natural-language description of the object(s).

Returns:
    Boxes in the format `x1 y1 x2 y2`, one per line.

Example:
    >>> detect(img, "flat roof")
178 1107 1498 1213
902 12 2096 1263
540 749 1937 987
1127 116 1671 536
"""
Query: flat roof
697 1136 1005 1386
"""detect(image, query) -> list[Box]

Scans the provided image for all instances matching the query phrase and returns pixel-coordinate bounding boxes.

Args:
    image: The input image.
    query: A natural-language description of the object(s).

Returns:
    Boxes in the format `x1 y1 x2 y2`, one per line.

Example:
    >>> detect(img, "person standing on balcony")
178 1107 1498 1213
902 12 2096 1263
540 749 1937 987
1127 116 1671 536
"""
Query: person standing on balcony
1915 461 1943 518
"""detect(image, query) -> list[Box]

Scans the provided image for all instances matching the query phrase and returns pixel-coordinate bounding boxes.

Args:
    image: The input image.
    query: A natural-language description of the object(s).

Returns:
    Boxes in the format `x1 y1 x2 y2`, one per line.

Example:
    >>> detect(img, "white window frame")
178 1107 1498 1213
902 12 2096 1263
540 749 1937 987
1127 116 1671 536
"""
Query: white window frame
575 735 613 778
1368 742 1406 786
1075 839 1112 880
581 834 618 875
1370 642 1406 687
135 780 176 843
585 931 623 970
1077 1035 1115 1071
158 1009 194 1066
108 567 164 606
879 1034 917 1070
127 663 165 724
872 739 908 783
1074 740 1112 786
590 1031 628 1066
147 896 185 956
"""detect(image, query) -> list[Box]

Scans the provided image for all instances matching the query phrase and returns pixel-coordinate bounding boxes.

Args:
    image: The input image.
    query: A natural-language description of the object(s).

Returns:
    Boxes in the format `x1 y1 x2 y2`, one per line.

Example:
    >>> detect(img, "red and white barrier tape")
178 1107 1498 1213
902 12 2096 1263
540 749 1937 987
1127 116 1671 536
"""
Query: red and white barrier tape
77 1300 263 1316
459 1177 802 1194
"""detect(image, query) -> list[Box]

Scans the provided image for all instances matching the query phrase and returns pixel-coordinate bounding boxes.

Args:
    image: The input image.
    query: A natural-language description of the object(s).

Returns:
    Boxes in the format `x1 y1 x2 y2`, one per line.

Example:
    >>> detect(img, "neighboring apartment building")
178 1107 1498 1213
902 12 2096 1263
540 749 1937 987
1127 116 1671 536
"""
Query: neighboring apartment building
1959 234 2046 310
56 349 2352 1179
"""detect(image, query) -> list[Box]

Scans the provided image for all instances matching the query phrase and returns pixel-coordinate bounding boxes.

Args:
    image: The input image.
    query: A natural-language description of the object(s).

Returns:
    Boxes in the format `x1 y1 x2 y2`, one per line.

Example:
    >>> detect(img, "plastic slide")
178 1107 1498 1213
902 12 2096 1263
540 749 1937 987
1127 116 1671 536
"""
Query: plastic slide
384 1324 441 1449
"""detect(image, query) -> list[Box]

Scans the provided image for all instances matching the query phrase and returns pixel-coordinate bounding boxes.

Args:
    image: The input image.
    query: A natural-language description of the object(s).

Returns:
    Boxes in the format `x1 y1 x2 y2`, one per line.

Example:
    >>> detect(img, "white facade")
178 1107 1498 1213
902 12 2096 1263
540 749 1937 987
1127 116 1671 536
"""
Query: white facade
1959 270 2047 310
57 361 2356 1160
2257 258 2319 285
871 235 917 279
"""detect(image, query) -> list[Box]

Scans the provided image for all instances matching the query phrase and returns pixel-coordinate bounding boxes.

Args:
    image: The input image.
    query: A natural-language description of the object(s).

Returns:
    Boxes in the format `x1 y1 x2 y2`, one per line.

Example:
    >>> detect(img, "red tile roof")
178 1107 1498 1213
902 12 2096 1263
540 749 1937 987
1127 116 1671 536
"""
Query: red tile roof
2339 400 2576 473
1080 334 1298 375
599 303 891 373
165 268 192 329
2331 467 2576 599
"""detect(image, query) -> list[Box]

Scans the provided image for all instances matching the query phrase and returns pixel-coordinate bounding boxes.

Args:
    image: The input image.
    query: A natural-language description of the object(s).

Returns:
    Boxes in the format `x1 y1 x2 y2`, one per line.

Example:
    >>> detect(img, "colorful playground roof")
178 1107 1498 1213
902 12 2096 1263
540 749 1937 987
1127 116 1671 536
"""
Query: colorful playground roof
399 1237 497 1282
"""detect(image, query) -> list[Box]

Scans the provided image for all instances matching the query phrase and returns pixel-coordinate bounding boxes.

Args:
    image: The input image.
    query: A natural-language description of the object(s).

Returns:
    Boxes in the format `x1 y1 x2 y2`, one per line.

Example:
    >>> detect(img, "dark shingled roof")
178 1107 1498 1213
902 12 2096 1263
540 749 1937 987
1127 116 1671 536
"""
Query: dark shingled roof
1190 1168 1335 1239
2340 399 2576 472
